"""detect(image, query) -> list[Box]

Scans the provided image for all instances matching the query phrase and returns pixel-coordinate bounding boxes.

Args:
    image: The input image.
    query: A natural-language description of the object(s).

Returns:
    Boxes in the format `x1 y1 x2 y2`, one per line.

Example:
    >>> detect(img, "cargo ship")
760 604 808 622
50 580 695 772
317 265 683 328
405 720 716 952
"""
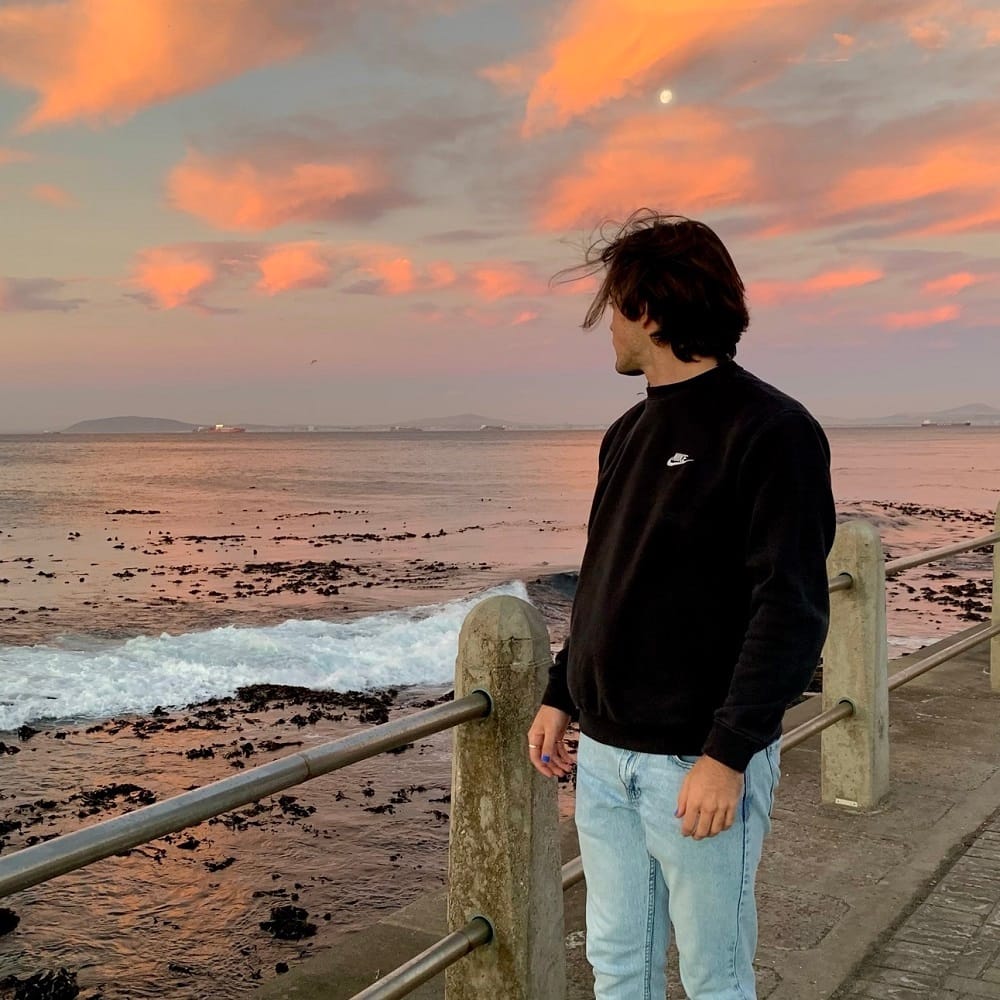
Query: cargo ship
193 423 246 433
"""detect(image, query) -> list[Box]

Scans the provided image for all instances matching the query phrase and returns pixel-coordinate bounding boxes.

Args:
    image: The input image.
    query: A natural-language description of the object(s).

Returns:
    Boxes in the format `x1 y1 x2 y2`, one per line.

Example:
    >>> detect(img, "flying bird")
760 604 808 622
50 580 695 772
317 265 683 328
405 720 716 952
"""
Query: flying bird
310 359 318 365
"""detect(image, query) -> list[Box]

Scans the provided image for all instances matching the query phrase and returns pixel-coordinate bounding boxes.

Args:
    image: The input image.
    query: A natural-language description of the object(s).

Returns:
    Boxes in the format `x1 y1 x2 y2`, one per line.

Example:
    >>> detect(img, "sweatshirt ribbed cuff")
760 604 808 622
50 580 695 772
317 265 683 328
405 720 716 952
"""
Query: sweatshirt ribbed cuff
701 722 759 773
541 679 577 720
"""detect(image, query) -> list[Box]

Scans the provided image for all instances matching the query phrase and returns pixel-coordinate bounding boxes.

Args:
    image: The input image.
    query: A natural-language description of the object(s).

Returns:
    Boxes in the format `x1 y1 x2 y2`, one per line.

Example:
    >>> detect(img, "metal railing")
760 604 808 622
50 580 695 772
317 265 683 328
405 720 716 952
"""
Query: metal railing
352 917 493 1000
0 693 490 898
782 523 1000 752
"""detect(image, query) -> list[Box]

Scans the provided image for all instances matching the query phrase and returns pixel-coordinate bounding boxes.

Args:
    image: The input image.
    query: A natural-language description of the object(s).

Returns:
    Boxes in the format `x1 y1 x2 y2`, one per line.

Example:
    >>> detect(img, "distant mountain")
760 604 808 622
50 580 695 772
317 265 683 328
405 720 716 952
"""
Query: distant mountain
63 416 200 434
819 403 1000 428
386 412 529 430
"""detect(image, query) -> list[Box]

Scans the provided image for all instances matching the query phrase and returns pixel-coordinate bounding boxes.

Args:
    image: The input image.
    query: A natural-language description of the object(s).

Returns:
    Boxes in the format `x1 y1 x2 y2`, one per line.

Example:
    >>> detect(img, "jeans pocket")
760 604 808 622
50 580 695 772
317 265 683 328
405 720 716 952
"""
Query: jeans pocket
669 754 700 769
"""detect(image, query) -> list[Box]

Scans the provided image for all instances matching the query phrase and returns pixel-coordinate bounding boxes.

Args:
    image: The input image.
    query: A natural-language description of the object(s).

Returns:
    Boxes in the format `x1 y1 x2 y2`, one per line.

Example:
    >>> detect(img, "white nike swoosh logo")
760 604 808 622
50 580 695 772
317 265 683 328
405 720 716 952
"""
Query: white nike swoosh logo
667 455 694 467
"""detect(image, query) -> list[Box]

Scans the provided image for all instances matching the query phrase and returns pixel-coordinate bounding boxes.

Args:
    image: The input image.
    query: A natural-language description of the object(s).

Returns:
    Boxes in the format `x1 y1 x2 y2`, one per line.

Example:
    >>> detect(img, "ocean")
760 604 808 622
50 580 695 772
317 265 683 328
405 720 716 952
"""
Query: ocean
0 428 997 998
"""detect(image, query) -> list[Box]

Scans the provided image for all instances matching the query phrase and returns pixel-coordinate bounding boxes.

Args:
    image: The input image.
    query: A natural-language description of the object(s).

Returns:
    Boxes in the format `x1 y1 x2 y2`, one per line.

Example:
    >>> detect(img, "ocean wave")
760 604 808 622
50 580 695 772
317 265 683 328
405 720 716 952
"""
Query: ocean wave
0 581 530 731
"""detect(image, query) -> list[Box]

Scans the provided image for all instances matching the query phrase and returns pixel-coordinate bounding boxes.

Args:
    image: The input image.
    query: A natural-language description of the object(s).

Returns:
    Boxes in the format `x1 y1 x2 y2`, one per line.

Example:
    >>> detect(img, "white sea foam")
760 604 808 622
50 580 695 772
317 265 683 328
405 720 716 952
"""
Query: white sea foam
0 581 530 731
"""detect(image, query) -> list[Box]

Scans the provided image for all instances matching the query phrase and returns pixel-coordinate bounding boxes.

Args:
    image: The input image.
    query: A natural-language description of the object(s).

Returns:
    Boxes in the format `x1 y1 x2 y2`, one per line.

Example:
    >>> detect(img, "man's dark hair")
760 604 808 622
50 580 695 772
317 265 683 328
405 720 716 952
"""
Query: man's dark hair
553 209 749 361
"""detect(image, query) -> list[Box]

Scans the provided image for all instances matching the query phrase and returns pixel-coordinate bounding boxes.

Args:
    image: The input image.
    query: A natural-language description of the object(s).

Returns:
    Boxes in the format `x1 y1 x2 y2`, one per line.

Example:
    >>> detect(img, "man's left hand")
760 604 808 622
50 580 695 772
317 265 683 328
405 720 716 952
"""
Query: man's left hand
676 756 745 840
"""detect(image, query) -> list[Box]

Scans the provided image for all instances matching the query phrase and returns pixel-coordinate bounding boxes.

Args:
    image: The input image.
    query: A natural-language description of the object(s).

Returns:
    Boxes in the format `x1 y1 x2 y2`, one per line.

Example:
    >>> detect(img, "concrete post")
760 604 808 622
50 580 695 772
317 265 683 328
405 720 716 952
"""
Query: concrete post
821 521 890 811
992 501 1000 693
445 595 566 1000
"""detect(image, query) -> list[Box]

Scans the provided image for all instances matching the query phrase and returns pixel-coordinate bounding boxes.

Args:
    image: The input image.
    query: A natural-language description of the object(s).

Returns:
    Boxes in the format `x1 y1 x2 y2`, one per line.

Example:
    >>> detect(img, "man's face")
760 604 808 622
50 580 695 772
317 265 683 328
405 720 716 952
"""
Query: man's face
610 302 650 377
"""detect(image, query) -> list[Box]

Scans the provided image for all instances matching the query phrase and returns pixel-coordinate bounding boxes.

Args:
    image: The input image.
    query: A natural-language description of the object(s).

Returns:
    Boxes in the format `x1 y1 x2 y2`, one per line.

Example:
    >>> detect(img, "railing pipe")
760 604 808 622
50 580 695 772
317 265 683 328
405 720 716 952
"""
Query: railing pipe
781 700 855 751
561 855 584 892
889 621 1000 692
0 692 490 900
885 529 1000 577
350 917 492 1000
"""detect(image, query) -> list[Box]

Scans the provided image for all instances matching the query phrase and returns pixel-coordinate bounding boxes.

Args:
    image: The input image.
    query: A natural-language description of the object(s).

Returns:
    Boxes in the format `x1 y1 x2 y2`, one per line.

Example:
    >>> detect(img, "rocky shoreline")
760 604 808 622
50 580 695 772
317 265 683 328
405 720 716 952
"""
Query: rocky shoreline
0 576 575 1000
0 501 995 998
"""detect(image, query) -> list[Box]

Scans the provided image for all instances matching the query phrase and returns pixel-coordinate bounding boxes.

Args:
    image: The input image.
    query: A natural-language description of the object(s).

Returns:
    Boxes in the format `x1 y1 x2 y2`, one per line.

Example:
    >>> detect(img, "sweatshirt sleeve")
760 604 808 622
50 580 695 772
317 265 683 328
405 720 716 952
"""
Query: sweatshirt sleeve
541 640 577 718
701 409 836 772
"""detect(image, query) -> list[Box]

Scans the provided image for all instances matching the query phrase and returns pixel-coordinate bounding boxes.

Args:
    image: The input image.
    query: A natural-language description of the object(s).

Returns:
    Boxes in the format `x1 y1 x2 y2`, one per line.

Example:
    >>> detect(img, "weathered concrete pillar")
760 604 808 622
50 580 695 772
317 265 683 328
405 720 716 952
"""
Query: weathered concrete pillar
821 521 890 811
992 501 1000 693
445 595 565 1000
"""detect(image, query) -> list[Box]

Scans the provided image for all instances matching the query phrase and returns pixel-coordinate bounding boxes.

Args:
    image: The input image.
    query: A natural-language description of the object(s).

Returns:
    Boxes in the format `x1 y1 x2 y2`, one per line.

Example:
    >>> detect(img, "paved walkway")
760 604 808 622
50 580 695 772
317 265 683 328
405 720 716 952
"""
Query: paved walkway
835 808 1000 1000
260 629 1000 1000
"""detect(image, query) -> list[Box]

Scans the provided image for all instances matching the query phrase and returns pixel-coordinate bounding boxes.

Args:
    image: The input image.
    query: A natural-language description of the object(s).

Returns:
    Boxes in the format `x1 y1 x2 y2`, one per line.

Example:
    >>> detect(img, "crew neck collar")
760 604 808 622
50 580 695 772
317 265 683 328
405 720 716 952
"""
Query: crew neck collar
646 358 736 400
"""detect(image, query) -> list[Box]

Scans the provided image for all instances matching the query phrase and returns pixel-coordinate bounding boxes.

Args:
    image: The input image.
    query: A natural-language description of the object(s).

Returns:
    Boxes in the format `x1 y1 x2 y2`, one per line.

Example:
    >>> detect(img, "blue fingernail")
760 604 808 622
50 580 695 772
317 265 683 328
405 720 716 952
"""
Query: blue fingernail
541 754 550 763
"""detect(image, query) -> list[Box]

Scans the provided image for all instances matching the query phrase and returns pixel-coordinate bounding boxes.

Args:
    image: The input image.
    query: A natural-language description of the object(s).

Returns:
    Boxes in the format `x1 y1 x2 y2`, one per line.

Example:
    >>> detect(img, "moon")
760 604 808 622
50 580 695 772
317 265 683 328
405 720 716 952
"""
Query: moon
659 89 674 105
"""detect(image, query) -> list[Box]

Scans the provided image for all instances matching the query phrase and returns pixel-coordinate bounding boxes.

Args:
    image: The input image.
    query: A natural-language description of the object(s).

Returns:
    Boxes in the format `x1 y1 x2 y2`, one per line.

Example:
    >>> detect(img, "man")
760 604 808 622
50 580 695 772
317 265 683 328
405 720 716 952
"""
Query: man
529 210 836 999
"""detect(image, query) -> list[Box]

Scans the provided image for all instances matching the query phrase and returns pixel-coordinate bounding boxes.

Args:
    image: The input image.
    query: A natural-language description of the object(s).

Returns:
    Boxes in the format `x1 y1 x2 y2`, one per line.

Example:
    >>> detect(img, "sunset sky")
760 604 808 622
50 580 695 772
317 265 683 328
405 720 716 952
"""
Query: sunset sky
0 0 998 431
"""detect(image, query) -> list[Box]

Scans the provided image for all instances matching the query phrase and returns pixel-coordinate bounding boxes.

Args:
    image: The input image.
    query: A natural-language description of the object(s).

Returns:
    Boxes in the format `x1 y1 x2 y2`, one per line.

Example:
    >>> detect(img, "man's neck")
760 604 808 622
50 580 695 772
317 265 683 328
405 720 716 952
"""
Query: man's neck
644 352 720 388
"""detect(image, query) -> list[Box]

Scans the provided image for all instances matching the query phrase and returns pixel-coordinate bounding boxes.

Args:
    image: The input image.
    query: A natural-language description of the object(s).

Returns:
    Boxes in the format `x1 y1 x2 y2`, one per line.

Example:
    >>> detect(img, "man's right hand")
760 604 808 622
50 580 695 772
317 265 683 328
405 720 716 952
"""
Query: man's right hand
528 706 573 778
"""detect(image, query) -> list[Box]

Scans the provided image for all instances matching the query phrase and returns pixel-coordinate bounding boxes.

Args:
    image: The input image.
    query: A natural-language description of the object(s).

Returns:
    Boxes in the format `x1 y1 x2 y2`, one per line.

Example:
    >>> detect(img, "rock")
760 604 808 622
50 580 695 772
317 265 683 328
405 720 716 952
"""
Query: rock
0 968 80 999
0 908 19 936
259 905 317 941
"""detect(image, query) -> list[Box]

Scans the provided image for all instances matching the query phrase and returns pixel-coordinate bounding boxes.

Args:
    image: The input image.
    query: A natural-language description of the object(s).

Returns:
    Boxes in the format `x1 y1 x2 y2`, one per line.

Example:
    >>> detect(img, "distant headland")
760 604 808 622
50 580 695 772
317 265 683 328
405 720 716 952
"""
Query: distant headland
45 403 1000 435
58 413 601 434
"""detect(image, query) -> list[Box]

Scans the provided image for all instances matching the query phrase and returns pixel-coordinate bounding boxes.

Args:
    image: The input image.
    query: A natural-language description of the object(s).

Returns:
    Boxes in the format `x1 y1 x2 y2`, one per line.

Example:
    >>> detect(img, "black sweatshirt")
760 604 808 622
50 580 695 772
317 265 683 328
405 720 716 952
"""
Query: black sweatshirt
542 360 836 772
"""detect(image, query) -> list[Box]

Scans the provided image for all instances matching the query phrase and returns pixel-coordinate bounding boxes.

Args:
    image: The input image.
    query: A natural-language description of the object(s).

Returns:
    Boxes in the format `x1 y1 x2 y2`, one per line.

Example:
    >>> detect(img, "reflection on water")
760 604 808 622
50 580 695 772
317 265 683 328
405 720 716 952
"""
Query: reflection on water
0 428 997 996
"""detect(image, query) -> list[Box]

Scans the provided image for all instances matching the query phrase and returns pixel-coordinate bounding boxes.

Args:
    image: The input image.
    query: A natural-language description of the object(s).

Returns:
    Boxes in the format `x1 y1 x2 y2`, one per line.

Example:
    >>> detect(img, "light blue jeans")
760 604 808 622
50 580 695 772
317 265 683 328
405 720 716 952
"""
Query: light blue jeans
574 732 781 1000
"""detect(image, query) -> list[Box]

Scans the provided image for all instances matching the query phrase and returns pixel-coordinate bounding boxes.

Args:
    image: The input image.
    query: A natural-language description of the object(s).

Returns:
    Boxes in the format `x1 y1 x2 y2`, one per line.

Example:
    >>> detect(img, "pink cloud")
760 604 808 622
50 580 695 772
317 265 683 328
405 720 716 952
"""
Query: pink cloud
921 272 982 296
131 246 220 310
880 304 961 331
538 109 756 231
511 309 541 325
485 0 868 137
908 21 950 49
358 255 417 295
31 183 76 207
0 147 32 165
0 0 319 131
345 250 458 297
256 242 332 295
469 262 549 301
826 127 1000 236
426 261 458 289
168 150 395 232
751 267 884 306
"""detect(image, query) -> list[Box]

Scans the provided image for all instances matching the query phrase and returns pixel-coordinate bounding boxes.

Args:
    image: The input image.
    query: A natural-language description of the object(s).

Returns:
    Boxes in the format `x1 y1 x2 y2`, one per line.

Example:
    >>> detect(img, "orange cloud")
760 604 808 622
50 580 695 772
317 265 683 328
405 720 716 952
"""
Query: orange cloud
256 242 331 295
0 0 316 131
539 109 755 231
826 132 1000 235
346 250 458 296
511 309 541 325
360 256 417 295
880 304 960 331
485 0 832 136
751 267 884 306
427 262 458 289
0 147 32 165
31 183 75 207
921 272 981 296
470 263 548 301
132 247 218 310
168 151 391 232
908 21 950 49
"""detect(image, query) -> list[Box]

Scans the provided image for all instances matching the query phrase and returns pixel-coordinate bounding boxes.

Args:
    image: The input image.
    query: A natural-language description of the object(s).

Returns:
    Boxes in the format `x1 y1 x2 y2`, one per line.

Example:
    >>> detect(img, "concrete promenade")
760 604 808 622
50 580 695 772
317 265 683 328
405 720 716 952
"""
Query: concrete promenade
259 630 999 1000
